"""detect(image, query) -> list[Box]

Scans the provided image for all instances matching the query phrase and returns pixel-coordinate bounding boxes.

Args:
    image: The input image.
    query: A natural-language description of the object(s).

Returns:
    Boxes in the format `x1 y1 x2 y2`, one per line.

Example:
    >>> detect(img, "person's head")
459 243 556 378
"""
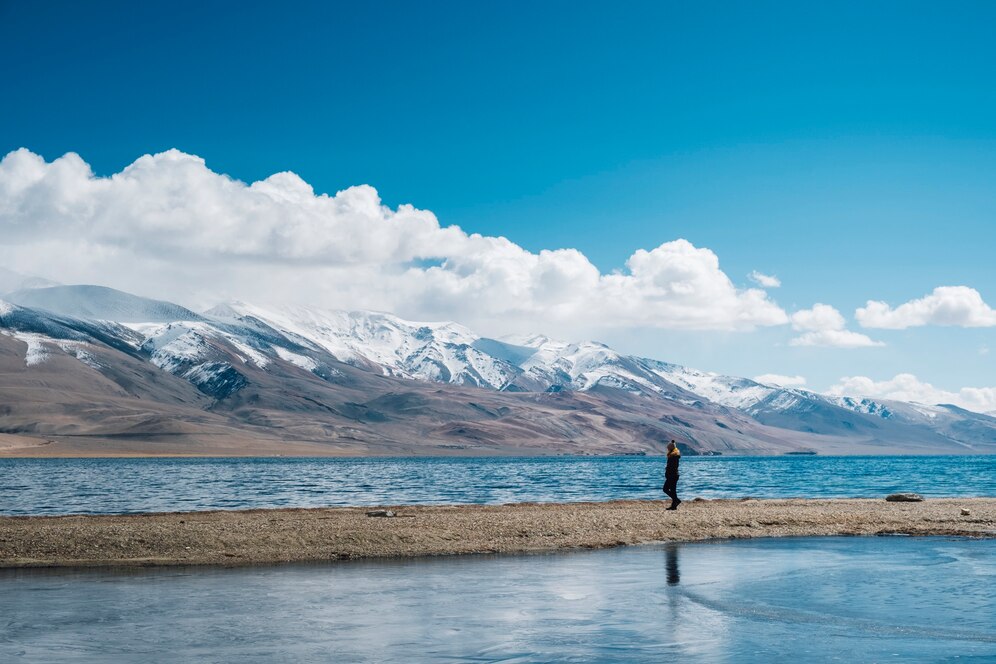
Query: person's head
667 440 676 452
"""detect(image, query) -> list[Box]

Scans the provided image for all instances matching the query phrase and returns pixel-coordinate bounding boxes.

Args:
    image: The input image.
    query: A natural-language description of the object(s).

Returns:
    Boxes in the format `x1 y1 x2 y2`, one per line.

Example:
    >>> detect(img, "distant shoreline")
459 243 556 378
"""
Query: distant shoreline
4 450 996 459
5 432 996 459
3 498 994 569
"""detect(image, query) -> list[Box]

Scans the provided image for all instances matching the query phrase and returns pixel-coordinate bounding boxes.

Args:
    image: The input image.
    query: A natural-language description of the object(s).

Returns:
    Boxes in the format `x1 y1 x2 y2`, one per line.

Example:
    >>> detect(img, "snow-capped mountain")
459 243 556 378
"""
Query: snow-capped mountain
208 302 982 438
7 285 203 323
204 303 705 401
495 335 696 397
209 302 521 389
645 361 991 441
196 303 676 398
2 284 995 455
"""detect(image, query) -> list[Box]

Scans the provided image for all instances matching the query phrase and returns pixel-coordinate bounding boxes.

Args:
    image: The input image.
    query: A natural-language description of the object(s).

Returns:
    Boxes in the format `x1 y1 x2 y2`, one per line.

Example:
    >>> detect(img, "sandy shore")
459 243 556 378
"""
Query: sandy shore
2 498 994 569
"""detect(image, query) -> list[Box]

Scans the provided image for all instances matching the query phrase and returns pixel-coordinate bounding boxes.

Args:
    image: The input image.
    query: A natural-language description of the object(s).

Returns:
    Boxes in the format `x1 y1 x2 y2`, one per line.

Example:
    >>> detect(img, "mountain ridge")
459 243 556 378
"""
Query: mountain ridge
1 284 994 457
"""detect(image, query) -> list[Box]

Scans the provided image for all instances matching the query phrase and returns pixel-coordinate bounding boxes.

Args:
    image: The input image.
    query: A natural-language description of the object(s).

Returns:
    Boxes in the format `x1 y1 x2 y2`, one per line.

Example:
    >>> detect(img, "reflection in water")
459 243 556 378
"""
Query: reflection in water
2 537 996 663
661 543 685 651
665 544 680 585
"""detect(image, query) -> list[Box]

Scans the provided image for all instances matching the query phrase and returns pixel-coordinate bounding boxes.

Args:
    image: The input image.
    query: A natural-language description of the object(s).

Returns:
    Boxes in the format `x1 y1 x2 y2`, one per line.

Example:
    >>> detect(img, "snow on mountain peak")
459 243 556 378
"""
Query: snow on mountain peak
4 286 986 428
648 363 776 410
210 302 514 388
202 302 244 319
6 285 202 323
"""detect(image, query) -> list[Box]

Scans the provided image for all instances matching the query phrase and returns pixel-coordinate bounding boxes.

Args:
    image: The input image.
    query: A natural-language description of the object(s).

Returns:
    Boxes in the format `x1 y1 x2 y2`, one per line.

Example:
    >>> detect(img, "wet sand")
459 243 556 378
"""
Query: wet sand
2 498 994 569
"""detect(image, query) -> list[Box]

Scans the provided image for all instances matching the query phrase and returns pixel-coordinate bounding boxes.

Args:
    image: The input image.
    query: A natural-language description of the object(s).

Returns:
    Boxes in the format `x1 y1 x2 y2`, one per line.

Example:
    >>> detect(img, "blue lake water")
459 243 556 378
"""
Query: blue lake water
0 456 996 515
3 455 996 516
2 536 994 663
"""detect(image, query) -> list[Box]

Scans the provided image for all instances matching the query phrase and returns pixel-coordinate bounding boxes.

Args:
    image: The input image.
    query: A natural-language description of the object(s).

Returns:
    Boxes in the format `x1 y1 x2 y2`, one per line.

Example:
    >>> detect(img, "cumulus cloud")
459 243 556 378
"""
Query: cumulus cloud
0 148 789 335
828 374 996 414
856 286 996 329
788 303 884 348
748 271 781 288
753 374 806 387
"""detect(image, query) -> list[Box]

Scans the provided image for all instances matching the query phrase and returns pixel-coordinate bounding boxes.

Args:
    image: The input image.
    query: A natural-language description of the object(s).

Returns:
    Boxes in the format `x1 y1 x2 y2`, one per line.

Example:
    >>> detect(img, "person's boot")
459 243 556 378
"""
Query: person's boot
666 500 678 510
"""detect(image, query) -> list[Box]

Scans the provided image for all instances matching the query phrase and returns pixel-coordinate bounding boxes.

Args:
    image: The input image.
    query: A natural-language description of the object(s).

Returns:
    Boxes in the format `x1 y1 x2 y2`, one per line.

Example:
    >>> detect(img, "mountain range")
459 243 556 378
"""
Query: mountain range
2 283 995 457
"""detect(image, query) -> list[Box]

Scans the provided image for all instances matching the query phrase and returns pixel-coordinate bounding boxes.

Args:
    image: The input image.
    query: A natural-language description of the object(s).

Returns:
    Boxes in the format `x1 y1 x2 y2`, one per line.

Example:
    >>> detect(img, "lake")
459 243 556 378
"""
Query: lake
3 455 996 516
2 536 994 662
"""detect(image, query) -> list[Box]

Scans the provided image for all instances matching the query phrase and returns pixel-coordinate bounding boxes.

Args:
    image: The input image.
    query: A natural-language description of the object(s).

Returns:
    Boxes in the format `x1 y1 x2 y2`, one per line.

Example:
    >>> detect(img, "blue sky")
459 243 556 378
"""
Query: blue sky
1 1 994 403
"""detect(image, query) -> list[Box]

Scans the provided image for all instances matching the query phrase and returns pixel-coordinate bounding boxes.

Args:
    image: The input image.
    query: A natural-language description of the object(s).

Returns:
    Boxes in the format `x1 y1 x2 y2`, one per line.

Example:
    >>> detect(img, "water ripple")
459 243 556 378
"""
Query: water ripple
1 455 995 516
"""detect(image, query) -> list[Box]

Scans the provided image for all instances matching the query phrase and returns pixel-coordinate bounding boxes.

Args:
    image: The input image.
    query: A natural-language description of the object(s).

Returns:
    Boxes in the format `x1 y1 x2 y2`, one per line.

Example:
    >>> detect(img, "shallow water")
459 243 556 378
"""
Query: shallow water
3 455 996 516
2 537 994 663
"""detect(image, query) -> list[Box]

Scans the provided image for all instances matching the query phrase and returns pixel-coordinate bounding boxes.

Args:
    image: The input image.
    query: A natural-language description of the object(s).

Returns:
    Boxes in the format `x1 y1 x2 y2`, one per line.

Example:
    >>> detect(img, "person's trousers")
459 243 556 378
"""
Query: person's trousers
663 474 679 503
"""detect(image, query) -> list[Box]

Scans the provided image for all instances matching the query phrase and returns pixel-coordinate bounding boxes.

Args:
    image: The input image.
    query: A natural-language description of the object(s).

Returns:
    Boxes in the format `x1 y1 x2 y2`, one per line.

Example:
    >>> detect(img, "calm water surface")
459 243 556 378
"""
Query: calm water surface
3 455 996 516
2 536 994 663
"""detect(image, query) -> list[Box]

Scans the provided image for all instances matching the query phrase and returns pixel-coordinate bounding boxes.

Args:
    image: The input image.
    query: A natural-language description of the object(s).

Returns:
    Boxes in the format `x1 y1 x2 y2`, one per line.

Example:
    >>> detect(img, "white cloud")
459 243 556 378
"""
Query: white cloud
0 148 790 335
791 303 845 332
828 374 996 414
748 271 781 288
856 286 996 329
788 303 884 348
790 329 885 348
753 373 806 387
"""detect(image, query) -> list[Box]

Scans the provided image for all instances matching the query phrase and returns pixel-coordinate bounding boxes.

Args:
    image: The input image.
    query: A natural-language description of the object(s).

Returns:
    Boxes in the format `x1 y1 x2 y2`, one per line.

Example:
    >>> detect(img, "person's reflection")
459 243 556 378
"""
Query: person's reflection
665 543 680 585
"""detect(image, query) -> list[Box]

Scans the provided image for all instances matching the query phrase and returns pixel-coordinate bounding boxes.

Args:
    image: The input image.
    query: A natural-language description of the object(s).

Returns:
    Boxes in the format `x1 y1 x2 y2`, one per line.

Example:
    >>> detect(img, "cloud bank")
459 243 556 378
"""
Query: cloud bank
856 286 996 329
788 304 884 348
828 374 996 414
0 148 789 335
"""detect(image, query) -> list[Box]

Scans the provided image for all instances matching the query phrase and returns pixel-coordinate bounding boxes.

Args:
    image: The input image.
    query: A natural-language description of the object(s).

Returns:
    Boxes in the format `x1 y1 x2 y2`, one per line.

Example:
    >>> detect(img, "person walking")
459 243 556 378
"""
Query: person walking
663 439 681 510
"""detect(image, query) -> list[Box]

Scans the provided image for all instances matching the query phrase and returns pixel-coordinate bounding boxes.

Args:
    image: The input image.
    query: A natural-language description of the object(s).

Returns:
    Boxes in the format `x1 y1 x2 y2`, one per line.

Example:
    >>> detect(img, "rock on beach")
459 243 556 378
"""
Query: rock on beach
885 493 924 502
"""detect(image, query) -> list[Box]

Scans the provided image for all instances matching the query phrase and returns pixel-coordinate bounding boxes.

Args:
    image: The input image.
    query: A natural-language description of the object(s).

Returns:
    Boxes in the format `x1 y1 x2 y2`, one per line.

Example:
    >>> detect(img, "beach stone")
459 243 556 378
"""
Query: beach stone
885 493 924 503
961 508 971 516
366 510 397 518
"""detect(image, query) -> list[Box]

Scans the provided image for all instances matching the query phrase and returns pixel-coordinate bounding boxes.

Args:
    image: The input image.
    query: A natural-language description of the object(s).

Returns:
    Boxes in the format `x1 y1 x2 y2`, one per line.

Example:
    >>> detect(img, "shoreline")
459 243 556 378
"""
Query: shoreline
2 498 995 569
3 435 995 459
5 450 995 459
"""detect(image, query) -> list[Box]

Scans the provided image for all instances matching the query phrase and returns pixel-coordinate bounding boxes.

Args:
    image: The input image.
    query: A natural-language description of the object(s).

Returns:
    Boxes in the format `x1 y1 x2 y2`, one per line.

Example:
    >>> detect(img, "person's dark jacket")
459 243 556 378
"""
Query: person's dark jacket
665 452 680 477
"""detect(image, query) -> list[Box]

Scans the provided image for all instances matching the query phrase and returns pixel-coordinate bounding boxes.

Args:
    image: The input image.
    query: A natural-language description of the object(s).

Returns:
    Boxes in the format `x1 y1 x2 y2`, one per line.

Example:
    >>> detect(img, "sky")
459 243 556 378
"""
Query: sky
1 1 994 410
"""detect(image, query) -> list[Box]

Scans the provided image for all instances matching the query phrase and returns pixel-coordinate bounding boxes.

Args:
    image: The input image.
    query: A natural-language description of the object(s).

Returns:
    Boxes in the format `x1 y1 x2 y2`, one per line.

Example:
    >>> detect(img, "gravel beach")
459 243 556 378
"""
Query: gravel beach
2 498 994 569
